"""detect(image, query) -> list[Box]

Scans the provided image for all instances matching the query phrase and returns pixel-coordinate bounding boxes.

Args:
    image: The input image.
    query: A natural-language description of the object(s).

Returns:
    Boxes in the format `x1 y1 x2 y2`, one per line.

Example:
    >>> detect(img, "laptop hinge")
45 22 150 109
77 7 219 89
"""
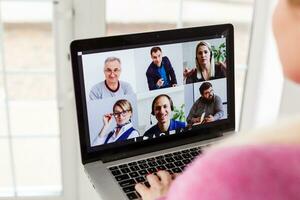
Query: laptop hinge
100 131 223 163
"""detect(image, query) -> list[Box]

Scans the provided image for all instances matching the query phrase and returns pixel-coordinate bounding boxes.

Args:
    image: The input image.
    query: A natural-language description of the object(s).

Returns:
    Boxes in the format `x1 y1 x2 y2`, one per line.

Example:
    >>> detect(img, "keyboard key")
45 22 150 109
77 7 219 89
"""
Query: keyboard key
138 169 147 176
156 155 164 160
172 168 182 173
174 161 184 167
115 174 130 181
147 168 156 173
182 153 192 159
139 163 149 169
174 155 183 161
156 159 166 165
190 147 198 152
165 163 175 169
148 161 158 167
129 172 139 178
191 151 199 157
182 149 189 153
135 176 145 183
119 164 128 169
111 169 121 176
157 165 166 170
121 168 131 174
164 153 173 158
130 165 140 171
182 159 190 165
123 185 135 193
128 161 137 166
165 157 175 163
137 160 146 164
109 166 118 171
127 192 138 200
119 179 136 187
146 157 155 162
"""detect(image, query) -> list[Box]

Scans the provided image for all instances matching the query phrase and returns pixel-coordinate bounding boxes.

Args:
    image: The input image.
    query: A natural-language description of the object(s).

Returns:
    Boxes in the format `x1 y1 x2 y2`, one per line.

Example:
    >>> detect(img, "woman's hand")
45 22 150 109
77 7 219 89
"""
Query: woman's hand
205 115 214 123
183 68 196 79
103 113 113 127
135 171 174 200
99 113 113 137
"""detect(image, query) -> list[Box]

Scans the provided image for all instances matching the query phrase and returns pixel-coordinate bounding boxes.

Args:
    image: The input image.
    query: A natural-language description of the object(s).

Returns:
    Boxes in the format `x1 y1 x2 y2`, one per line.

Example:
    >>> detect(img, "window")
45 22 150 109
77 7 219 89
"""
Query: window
0 1 62 197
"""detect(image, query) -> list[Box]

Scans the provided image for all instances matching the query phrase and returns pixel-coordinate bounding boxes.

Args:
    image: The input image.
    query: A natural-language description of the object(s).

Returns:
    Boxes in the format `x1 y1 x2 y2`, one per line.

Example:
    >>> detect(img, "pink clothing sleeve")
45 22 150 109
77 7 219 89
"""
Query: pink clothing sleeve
164 145 300 200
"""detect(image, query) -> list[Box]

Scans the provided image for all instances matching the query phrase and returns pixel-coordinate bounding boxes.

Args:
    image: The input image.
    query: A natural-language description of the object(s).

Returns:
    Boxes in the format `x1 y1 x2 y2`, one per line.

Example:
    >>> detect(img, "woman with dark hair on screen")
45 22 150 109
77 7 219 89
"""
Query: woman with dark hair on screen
93 99 139 145
185 41 226 84
135 0 300 199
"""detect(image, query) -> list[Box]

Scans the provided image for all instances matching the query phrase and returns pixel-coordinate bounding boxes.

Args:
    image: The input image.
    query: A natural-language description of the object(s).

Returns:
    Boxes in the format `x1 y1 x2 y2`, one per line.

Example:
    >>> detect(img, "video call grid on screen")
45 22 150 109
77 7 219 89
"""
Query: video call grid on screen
78 36 229 148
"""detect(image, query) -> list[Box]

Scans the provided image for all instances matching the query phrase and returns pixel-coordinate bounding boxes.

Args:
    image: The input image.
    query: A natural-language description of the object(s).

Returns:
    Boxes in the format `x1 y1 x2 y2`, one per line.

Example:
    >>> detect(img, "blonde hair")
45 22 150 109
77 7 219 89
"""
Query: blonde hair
113 99 132 113
195 41 215 78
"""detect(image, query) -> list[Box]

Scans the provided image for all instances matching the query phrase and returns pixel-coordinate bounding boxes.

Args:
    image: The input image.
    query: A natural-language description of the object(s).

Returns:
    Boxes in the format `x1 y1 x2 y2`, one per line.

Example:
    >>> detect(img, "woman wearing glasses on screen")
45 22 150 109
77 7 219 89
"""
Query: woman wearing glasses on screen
184 41 226 84
94 99 140 145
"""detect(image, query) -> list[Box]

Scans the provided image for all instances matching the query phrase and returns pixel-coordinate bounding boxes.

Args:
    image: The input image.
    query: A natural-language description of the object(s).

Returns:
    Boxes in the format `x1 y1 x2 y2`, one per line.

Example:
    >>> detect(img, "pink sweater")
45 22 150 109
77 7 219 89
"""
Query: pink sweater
161 145 300 200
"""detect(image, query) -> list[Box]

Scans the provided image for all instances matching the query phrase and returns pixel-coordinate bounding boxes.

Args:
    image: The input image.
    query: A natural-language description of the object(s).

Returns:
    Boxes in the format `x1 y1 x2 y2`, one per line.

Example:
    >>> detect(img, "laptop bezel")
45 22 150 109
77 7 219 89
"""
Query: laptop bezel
70 24 235 164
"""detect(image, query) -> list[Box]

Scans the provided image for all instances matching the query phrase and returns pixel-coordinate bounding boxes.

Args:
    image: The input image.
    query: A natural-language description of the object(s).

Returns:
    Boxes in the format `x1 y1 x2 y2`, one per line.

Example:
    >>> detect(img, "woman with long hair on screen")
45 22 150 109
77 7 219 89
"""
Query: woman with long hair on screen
185 41 226 84
94 99 139 145
135 0 300 199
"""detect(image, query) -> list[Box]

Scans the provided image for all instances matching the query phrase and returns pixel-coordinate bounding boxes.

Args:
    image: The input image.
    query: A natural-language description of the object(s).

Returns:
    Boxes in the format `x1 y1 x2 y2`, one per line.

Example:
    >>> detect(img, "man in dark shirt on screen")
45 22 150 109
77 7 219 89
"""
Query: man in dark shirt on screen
144 94 185 139
146 47 177 90
187 82 224 126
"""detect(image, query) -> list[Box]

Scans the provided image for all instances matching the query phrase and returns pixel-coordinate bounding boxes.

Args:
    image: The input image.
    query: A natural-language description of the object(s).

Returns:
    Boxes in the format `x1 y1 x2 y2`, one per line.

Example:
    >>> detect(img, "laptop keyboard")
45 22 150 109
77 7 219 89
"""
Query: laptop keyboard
108 146 203 200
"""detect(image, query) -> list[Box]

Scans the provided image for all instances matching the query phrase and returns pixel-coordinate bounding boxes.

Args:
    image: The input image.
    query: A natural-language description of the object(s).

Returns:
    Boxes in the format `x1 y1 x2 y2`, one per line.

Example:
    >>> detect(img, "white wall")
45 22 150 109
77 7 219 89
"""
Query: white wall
240 0 283 131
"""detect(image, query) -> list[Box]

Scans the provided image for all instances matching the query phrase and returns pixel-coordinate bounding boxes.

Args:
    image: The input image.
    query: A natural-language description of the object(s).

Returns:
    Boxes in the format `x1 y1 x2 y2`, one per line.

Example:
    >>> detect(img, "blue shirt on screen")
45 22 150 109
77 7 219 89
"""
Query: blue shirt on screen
143 119 185 139
157 64 169 87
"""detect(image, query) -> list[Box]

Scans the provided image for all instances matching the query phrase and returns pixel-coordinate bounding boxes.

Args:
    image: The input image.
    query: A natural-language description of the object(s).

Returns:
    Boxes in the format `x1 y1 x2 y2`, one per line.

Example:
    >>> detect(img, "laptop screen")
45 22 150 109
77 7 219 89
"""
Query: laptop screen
71 24 235 163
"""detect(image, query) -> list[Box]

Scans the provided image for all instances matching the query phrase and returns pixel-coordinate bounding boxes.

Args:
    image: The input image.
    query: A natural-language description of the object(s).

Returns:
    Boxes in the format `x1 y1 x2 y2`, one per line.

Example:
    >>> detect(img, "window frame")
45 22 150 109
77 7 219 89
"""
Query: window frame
0 0 77 199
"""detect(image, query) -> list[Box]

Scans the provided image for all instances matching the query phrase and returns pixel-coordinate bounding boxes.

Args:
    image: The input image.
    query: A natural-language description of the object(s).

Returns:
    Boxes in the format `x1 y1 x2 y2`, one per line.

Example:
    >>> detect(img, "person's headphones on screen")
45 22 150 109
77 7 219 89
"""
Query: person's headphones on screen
151 94 174 115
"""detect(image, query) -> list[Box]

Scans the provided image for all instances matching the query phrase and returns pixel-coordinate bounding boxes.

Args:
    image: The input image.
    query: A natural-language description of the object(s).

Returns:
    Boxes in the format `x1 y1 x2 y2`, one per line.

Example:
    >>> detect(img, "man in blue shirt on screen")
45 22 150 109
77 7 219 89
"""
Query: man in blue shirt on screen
144 94 185 139
146 47 177 90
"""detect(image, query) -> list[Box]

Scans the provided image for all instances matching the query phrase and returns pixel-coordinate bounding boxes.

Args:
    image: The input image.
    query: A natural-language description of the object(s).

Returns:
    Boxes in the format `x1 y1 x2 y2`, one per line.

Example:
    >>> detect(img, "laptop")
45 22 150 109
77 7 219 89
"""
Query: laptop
70 24 235 200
